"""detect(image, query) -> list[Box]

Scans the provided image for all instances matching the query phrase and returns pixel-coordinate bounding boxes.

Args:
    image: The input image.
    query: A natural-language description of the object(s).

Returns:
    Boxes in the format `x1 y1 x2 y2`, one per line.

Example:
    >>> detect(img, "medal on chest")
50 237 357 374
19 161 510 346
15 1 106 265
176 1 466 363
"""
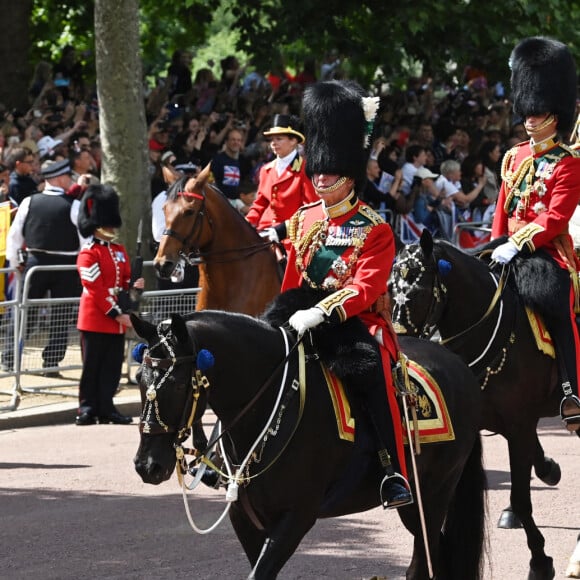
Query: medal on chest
294 218 371 290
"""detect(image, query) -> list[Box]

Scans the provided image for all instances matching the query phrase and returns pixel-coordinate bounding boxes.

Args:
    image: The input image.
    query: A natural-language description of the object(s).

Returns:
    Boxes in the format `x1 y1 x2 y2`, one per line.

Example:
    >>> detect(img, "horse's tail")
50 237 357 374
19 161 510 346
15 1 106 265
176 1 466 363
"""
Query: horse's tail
440 434 488 580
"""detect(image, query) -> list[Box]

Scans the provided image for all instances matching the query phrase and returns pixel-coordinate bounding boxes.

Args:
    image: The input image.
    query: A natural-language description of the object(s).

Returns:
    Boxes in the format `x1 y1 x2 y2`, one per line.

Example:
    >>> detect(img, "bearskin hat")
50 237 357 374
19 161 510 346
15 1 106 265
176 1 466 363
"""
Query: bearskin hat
303 80 378 188
510 36 577 137
78 184 122 238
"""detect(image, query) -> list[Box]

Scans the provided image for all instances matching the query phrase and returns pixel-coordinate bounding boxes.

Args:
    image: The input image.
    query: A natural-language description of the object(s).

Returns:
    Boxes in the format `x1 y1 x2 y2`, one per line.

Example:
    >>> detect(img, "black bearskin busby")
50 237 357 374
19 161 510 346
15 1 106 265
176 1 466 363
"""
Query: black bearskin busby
303 80 377 189
78 184 122 238
510 36 577 137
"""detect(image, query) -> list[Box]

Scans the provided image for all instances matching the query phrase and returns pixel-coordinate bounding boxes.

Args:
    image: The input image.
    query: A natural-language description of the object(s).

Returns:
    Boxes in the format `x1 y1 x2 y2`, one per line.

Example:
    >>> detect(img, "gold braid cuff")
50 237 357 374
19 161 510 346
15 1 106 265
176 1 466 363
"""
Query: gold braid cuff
316 288 359 322
510 223 544 252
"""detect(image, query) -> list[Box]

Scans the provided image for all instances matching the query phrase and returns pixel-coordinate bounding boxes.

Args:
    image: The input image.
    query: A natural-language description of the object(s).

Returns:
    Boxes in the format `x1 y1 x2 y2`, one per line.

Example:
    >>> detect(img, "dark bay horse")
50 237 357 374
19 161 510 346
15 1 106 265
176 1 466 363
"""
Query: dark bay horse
154 165 282 315
132 310 486 579
390 229 568 580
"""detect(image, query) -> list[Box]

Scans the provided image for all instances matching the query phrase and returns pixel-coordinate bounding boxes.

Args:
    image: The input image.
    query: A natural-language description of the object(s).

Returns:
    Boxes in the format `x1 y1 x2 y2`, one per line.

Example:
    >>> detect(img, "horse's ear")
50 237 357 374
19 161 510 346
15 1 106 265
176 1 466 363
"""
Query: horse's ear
419 229 434 257
170 313 191 346
162 165 179 186
195 163 212 189
131 313 157 342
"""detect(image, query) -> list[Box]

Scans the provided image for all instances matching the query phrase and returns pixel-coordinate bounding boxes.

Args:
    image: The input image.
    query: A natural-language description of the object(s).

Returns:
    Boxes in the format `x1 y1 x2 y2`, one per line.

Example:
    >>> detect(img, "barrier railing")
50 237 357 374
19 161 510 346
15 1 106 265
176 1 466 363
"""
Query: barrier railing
0 261 200 413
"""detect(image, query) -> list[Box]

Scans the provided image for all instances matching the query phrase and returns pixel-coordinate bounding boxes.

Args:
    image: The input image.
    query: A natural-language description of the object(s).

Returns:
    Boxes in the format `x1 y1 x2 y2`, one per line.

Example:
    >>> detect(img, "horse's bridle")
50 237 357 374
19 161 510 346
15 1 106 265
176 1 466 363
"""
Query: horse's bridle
393 246 514 379
162 190 209 266
140 326 206 444
162 186 276 266
391 247 448 339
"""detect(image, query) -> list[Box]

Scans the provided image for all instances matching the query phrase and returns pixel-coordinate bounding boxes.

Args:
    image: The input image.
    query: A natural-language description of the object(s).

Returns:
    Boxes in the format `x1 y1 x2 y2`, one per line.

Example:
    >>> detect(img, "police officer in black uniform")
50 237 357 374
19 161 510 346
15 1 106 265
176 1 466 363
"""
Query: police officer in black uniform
6 159 84 376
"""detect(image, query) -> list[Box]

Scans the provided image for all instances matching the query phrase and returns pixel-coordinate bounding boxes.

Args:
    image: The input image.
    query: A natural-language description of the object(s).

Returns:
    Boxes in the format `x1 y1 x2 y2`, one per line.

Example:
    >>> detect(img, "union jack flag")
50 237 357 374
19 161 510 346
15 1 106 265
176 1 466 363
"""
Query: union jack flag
222 165 240 187
396 214 425 244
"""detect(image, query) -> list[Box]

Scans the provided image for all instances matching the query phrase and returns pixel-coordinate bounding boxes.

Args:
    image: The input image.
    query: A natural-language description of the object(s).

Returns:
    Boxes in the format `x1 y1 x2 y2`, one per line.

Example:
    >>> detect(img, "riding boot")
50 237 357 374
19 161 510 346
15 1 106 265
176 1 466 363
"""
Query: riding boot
362 350 413 510
547 299 580 431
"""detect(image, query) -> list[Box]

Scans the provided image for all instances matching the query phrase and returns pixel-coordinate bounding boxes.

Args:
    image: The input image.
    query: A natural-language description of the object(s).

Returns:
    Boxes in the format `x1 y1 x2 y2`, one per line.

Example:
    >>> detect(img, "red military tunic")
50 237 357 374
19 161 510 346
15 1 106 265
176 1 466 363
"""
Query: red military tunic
77 238 131 334
492 138 580 268
246 153 317 230
283 192 406 476
492 137 580 397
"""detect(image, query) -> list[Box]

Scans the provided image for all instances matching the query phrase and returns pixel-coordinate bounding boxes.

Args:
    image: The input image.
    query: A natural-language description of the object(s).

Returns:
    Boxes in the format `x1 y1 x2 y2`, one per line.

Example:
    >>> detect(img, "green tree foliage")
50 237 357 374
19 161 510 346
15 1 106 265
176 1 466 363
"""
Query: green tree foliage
25 0 580 92
29 0 213 86
231 0 580 87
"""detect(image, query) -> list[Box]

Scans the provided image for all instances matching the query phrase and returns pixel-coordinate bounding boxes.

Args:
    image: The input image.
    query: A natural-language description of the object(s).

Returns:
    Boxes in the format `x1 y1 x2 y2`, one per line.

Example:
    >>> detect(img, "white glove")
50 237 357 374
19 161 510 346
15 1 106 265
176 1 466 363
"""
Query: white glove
259 227 279 243
491 240 519 264
288 307 325 336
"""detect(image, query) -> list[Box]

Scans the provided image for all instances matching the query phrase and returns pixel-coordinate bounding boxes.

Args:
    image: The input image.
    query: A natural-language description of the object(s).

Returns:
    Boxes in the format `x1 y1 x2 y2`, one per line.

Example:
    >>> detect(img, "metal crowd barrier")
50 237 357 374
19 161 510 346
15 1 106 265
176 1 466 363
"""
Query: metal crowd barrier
0 260 200 413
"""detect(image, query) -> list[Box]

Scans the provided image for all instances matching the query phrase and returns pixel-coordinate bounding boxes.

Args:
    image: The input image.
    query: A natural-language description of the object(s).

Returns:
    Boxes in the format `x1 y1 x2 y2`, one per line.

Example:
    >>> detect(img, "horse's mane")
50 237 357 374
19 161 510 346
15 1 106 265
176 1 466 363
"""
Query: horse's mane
166 174 190 201
185 309 274 332
431 237 502 276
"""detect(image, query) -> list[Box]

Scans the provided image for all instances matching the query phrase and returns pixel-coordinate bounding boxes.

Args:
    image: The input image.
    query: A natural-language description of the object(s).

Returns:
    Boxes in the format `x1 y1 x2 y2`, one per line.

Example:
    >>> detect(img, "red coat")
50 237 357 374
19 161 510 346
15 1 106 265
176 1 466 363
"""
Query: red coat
246 154 317 230
492 139 580 270
77 238 131 334
283 194 406 476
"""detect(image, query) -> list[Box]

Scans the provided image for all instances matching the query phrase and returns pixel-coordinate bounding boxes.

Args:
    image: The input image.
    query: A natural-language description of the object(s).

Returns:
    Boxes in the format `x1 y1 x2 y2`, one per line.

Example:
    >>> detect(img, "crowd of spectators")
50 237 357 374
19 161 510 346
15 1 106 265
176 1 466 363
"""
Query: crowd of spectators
0 44 536 383
0 47 528 254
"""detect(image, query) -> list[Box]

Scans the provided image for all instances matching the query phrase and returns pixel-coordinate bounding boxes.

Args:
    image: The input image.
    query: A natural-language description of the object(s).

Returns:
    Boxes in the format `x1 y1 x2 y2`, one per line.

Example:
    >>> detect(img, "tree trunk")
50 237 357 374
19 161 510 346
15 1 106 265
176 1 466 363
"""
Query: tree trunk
0 0 33 111
94 0 151 257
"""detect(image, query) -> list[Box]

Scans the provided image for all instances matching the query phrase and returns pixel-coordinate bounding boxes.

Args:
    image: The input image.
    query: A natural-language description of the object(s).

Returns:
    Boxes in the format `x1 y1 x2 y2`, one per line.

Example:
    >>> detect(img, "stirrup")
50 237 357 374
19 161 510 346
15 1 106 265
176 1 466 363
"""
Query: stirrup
560 395 580 431
380 472 413 510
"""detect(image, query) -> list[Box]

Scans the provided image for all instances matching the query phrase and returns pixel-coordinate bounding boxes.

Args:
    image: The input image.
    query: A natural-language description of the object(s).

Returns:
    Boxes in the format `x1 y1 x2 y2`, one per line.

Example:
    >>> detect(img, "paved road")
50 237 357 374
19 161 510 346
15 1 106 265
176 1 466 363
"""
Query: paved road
1 415 579 579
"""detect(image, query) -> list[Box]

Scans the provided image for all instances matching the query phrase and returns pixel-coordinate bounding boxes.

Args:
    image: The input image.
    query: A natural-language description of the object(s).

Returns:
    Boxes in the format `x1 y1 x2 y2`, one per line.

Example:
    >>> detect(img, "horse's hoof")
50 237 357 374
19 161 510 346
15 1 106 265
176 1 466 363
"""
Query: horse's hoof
566 561 580 578
497 507 523 529
535 456 562 486
527 557 555 580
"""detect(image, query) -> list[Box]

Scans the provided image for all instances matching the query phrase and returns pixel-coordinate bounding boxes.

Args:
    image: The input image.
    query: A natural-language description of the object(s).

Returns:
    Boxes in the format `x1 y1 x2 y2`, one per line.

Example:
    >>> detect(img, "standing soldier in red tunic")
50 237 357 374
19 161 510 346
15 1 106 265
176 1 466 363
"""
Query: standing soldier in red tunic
491 37 580 432
277 80 412 508
75 184 144 426
246 114 317 240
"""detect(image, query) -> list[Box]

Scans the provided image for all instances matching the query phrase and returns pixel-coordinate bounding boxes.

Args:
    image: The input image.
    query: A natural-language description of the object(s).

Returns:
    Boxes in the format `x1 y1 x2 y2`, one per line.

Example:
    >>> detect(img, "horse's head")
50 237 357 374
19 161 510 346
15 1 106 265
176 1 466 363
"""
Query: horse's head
154 164 213 279
389 230 450 338
132 312 208 485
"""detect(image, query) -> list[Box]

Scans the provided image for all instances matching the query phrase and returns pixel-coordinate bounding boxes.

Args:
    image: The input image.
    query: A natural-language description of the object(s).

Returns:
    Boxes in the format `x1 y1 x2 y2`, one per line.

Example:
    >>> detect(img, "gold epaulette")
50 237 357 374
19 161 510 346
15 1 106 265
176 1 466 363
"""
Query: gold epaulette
500 143 524 181
358 204 385 226
287 212 302 244
265 159 276 169
560 143 580 158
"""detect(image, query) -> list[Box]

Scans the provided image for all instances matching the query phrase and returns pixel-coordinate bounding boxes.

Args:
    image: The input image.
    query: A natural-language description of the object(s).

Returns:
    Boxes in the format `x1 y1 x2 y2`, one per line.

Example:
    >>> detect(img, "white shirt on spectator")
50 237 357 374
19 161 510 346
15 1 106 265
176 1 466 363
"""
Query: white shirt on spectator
401 162 419 196
435 174 459 199
151 190 167 243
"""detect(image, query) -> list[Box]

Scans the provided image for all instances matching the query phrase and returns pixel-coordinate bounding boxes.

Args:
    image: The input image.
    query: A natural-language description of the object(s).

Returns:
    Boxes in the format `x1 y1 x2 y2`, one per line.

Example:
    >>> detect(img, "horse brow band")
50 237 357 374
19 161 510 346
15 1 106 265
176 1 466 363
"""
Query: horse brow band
178 191 204 200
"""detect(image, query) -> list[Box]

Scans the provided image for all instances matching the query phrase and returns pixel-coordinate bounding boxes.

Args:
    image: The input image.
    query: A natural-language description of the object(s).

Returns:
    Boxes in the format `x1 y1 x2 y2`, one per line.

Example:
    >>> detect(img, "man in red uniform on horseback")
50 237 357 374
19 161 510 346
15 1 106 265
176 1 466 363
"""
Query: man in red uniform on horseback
491 37 580 432
279 80 413 508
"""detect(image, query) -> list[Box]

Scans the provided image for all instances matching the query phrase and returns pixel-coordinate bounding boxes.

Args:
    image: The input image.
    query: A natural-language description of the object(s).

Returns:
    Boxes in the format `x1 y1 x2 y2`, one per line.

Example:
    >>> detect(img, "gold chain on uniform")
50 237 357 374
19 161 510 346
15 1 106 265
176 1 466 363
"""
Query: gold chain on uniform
501 149 535 213
292 211 371 290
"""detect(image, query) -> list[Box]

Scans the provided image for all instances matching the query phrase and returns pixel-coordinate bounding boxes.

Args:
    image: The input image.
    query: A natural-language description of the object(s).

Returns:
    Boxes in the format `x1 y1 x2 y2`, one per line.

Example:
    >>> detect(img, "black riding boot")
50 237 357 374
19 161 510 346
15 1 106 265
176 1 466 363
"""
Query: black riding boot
362 349 413 510
545 285 580 431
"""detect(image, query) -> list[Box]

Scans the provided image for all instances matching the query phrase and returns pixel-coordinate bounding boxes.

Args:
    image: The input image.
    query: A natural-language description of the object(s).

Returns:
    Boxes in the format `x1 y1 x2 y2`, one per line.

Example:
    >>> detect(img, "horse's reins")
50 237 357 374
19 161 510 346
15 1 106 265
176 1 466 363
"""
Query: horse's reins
191 328 305 470
142 323 307 475
438 264 509 347
162 187 276 266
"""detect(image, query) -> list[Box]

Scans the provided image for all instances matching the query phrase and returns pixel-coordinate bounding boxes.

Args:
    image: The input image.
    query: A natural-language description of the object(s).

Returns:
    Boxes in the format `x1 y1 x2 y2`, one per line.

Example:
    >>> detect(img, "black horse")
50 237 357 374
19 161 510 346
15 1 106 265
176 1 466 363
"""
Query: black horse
390 229 567 580
132 310 486 579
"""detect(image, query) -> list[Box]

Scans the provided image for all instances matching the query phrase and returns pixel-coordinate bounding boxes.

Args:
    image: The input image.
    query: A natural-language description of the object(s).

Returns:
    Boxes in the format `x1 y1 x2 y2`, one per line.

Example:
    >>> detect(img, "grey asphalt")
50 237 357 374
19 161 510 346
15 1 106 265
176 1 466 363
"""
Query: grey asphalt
0 391 142 430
